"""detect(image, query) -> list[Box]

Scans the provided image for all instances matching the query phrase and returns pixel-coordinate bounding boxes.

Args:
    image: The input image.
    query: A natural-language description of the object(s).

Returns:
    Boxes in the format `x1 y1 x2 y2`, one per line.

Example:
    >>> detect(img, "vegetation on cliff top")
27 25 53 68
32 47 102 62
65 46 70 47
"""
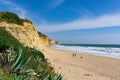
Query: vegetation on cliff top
0 12 32 25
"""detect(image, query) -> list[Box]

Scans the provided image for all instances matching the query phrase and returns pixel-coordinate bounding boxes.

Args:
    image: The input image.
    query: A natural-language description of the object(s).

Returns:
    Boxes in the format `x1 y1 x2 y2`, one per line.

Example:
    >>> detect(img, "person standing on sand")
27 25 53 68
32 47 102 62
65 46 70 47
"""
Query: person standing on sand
74 53 76 57
72 46 77 57
72 53 74 57
72 52 77 57
73 53 76 57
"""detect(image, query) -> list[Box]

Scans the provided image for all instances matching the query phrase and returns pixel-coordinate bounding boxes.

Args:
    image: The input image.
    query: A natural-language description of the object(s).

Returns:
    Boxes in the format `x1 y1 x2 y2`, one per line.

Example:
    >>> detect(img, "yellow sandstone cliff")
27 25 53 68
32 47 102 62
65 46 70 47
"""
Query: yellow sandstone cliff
0 21 58 50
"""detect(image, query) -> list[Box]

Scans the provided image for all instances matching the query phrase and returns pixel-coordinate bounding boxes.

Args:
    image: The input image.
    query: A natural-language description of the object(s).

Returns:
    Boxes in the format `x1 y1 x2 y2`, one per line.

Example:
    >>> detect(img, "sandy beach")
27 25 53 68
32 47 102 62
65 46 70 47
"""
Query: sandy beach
43 47 120 80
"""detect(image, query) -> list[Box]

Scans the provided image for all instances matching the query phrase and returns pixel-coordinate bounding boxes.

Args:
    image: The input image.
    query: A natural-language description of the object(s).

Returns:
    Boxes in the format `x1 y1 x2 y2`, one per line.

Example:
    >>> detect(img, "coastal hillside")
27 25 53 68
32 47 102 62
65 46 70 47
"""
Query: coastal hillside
0 12 58 50
0 12 63 80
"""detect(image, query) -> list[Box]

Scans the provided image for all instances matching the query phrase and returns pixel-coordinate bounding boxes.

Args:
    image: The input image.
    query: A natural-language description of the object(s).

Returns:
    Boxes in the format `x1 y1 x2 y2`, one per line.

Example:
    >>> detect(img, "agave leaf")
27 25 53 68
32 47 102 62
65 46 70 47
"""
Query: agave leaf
15 57 31 70
36 72 42 77
8 48 12 62
28 70 37 76
48 75 54 80
36 57 42 63
22 68 32 73
17 75 26 80
13 74 26 80
13 74 17 80
5 52 8 64
43 74 50 80
0 53 4 60
57 74 63 80
8 47 13 68
10 48 22 69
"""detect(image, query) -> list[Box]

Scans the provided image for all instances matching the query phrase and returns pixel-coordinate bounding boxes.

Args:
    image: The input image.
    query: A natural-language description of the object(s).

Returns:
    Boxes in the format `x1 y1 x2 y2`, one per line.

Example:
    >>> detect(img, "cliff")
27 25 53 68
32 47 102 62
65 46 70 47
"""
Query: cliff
0 22 58 49
0 12 58 50
38 32 59 46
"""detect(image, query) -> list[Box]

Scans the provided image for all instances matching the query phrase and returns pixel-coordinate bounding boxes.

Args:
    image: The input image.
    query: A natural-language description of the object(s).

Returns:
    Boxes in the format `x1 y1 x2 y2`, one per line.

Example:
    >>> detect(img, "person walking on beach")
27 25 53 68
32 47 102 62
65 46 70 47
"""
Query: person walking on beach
72 53 76 57
74 53 76 57
72 46 77 57
72 53 74 57
72 52 77 57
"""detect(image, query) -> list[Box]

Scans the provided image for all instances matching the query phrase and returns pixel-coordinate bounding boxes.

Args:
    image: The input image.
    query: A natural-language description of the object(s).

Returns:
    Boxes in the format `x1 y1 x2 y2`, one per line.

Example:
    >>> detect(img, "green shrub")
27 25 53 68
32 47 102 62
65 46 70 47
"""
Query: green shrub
0 12 34 25
0 12 23 25
21 19 33 24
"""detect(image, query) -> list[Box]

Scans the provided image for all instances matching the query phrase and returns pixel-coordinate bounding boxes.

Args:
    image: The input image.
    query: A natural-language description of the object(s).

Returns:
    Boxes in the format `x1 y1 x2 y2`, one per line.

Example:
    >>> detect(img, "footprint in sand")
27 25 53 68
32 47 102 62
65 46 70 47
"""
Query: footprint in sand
80 56 83 59
84 74 92 76
58 66 61 69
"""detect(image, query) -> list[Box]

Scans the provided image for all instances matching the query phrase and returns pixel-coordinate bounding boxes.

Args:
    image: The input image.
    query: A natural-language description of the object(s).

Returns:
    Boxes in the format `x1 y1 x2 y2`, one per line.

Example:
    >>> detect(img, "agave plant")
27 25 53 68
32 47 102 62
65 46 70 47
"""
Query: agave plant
10 48 31 71
0 47 31 75
0 47 64 80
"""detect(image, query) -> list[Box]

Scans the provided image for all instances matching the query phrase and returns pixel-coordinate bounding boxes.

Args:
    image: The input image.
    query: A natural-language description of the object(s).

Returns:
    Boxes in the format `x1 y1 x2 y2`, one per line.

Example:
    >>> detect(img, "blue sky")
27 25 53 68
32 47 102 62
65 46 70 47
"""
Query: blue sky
0 0 120 44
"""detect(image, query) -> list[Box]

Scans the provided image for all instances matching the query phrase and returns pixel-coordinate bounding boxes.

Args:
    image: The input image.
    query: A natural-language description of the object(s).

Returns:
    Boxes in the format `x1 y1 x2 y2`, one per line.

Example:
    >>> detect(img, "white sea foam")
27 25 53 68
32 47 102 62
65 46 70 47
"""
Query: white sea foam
51 44 120 59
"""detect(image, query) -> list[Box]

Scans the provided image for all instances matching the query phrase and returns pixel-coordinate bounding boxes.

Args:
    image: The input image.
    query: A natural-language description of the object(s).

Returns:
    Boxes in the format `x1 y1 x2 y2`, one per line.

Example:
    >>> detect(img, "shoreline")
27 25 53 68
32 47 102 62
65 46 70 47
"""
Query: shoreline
51 48 120 60
51 44 120 59
43 47 120 80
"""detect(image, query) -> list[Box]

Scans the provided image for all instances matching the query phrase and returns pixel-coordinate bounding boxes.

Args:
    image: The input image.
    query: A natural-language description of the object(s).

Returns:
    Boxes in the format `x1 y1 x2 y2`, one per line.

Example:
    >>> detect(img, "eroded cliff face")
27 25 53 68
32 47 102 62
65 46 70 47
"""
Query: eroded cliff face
49 39 59 46
0 21 58 50
39 35 49 46
38 34 59 47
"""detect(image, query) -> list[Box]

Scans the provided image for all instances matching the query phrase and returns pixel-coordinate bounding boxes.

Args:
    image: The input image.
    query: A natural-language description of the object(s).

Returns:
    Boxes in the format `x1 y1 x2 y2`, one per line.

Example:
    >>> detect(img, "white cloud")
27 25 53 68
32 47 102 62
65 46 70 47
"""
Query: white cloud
38 13 120 33
70 7 94 18
50 0 65 8
0 0 26 18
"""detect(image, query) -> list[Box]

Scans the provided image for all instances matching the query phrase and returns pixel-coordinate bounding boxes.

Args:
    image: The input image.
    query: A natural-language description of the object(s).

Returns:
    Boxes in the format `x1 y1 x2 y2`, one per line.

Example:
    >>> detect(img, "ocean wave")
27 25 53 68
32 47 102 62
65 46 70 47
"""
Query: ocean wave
51 44 120 59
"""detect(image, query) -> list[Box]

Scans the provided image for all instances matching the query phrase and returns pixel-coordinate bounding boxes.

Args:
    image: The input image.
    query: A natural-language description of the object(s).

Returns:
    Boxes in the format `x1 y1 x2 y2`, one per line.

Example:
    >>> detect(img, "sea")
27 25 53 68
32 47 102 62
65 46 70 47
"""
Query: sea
51 44 120 59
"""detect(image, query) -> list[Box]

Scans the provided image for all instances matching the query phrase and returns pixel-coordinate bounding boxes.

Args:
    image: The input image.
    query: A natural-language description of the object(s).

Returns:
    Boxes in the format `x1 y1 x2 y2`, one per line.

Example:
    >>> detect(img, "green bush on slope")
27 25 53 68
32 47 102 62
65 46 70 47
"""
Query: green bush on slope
0 12 23 25
0 12 33 25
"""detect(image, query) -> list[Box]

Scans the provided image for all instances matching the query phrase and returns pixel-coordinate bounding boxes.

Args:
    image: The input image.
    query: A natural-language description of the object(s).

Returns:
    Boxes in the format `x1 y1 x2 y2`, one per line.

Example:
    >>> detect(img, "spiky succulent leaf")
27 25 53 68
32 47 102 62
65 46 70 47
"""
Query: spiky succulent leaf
58 75 64 80
17 75 26 80
15 57 31 70
8 47 13 68
11 48 22 69
43 74 50 80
